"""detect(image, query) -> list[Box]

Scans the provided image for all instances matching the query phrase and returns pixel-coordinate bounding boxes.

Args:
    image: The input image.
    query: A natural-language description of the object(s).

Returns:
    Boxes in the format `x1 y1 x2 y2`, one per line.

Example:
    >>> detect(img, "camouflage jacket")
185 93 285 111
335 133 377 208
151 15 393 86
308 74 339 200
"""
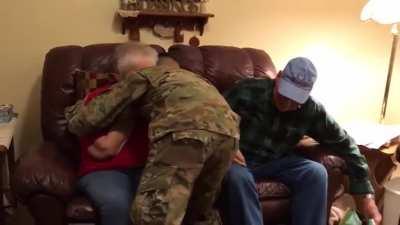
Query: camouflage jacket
65 66 240 142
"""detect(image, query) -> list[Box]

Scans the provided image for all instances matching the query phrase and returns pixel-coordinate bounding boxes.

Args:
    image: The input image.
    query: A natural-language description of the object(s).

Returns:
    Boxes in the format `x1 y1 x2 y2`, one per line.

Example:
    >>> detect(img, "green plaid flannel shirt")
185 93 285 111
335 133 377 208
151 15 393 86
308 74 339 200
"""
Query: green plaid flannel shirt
224 78 374 194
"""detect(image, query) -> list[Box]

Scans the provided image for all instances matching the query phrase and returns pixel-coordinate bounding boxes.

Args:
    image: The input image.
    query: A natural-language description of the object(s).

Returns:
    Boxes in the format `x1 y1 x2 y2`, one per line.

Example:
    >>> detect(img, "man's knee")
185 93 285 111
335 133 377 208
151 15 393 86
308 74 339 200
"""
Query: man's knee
96 190 132 215
223 164 256 190
303 161 328 186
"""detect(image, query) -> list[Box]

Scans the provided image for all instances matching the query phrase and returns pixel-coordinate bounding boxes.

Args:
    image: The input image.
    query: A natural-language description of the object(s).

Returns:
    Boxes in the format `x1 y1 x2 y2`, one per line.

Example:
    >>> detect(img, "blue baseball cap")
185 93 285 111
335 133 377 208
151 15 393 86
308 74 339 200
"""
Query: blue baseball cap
278 57 317 104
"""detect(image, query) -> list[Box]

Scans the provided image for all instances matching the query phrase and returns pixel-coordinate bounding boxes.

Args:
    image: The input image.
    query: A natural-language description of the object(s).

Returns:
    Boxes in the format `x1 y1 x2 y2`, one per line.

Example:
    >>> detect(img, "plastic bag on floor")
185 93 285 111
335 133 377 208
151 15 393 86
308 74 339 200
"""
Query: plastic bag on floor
339 209 375 225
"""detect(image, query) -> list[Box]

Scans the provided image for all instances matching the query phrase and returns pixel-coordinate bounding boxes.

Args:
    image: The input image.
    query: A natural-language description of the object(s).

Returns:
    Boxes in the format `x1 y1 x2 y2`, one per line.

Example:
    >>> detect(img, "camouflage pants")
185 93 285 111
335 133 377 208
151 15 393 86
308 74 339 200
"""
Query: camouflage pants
131 130 237 225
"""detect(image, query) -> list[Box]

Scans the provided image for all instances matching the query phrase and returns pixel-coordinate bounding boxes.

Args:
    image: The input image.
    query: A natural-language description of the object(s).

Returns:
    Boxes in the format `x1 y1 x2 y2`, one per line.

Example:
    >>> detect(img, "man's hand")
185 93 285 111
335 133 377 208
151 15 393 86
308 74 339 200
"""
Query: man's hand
354 195 382 225
232 150 246 166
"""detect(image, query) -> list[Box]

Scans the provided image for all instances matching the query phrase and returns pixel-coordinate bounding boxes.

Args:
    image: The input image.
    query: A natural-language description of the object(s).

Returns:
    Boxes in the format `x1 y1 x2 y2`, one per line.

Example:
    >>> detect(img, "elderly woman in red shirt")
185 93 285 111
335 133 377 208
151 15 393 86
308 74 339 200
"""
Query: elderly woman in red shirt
76 85 149 225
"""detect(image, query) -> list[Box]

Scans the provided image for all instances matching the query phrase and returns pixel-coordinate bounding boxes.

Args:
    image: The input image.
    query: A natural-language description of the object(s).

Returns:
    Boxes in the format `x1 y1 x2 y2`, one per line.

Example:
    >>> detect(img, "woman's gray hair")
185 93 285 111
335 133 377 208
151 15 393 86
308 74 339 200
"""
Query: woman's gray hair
114 42 158 74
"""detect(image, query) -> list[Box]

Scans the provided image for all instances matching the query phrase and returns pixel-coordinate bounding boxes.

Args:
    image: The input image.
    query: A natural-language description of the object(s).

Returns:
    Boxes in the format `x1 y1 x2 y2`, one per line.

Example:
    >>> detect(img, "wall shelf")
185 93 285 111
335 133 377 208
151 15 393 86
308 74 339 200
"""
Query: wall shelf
119 10 214 43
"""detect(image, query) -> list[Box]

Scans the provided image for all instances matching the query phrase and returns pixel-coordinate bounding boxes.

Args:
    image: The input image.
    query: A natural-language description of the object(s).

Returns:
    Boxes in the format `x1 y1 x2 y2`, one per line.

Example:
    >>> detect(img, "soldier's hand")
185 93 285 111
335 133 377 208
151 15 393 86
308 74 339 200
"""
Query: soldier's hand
232 150 246 167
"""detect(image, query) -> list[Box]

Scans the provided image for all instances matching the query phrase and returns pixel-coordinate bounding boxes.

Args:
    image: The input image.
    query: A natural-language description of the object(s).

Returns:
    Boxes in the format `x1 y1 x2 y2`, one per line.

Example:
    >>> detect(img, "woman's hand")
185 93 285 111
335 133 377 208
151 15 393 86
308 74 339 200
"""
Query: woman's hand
232 150 246 166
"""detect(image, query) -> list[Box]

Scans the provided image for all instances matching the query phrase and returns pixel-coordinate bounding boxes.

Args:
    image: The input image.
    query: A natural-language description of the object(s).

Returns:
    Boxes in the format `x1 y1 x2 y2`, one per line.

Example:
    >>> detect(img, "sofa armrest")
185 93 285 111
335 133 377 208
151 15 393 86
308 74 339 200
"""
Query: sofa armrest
296 138 400 204
13 142 78 203
295 138 346 172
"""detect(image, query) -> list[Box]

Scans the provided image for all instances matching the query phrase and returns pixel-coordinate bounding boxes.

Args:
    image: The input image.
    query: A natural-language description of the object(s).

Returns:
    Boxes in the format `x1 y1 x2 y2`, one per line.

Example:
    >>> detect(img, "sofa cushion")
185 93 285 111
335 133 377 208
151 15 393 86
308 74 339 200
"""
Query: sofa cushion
256 181 291 199
73 69 121 99
168 45 277 93
66 181 292 222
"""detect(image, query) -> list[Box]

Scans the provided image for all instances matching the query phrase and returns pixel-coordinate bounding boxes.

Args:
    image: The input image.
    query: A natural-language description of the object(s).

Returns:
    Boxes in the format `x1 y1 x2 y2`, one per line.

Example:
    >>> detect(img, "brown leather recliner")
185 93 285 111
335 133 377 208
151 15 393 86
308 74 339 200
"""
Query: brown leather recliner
13 43 352 225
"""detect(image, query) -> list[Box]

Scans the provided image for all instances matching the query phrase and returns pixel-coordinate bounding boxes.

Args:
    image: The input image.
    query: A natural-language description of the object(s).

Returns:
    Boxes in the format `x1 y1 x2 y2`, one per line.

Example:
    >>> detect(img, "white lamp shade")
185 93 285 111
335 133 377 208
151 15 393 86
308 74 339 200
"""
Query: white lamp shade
361 0 400 24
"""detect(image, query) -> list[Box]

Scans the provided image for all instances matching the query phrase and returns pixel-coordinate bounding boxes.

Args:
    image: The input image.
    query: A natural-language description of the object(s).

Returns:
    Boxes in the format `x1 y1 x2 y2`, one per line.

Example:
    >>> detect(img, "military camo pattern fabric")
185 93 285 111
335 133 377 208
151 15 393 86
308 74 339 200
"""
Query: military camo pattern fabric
140 66 240 141
65 71 149 136
65 66 240 142
131 130 237 225
65 65 240 225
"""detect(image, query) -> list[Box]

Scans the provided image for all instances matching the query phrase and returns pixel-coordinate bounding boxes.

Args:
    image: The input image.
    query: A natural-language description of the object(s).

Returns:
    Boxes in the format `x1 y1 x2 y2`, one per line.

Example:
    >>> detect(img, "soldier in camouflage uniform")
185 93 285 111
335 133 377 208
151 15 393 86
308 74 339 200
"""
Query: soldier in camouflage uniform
65 43 240 225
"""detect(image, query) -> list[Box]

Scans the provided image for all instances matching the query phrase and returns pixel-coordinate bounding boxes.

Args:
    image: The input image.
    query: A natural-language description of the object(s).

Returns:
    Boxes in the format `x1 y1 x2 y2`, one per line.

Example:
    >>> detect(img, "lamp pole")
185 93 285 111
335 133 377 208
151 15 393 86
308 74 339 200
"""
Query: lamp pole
380 24 399 123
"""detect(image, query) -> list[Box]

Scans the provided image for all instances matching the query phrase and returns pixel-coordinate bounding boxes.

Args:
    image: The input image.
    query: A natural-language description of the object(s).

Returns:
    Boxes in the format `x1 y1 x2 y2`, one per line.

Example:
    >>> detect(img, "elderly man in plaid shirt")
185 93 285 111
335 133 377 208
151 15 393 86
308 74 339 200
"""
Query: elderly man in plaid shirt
220 57 382 225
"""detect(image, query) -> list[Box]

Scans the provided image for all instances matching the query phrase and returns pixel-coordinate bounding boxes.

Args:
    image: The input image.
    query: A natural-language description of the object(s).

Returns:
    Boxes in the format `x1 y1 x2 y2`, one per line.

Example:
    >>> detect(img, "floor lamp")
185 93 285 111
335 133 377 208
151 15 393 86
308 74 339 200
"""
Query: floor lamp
361 0 400 123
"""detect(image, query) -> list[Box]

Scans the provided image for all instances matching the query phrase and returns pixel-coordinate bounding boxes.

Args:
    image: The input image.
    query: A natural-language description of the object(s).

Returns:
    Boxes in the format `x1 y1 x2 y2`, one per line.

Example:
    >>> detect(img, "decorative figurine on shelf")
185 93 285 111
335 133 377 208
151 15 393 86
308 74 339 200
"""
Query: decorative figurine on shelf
120 0 201 13
118 0 213 44
121 0 129 10
171 0 185 12
199 0 209 13
122 0 144 10
146 0 156 10
156 0 171 11
186 0 199 13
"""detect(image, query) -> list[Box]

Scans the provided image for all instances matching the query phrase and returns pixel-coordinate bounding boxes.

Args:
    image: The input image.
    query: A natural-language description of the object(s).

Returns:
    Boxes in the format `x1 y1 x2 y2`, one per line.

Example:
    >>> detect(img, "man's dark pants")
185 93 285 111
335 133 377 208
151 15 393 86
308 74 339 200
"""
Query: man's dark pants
220 154 328 225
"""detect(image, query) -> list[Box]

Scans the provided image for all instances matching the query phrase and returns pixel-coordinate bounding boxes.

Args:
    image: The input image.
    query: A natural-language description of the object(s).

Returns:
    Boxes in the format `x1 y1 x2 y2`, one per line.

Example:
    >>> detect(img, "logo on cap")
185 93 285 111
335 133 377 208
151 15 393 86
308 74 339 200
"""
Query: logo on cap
278 57 317 104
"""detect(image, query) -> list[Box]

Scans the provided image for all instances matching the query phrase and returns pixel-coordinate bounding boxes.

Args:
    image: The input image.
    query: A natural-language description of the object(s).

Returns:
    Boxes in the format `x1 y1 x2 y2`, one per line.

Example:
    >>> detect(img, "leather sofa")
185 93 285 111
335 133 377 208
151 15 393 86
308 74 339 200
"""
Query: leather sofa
14 43 383 225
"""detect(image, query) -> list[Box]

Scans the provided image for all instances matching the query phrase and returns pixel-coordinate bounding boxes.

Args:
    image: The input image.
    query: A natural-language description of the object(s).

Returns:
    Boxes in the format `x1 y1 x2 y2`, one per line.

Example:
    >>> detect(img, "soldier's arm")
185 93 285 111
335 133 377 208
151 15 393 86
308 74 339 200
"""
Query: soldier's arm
307 103 374 195
65 74 149 136
109 106 138 136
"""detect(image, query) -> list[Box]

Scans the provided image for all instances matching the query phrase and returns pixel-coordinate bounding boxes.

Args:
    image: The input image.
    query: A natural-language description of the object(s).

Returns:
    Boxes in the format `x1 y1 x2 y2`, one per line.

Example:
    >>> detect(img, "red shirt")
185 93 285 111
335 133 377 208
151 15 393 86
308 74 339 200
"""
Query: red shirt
78 86 149 177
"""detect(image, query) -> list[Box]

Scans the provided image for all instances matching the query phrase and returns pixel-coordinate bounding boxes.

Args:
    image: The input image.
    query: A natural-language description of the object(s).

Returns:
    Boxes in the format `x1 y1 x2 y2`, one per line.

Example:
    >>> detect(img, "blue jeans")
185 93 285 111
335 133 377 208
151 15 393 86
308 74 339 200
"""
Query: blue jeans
220 155 328 225
77 168 143 225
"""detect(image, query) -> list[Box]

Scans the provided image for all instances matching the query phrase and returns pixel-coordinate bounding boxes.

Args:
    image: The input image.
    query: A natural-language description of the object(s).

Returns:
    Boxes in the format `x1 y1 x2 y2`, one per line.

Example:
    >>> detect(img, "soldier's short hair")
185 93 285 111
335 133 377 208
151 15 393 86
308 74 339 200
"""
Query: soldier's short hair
114 42 158 74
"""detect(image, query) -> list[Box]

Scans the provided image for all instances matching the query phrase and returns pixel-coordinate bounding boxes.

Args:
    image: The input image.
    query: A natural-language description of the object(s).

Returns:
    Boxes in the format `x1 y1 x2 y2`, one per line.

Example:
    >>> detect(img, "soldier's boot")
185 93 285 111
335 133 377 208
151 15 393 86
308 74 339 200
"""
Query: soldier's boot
131 131 237 225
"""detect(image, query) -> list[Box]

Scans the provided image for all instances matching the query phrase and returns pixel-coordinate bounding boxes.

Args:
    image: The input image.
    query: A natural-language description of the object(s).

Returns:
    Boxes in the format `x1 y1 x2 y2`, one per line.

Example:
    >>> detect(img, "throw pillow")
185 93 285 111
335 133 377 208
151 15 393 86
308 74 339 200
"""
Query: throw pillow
73 69 122 99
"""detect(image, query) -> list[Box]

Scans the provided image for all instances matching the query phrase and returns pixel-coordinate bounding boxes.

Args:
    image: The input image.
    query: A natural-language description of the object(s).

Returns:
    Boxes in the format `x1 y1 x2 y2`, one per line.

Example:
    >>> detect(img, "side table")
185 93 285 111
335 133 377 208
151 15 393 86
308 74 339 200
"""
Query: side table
358 144 400 207
0 118 17 224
